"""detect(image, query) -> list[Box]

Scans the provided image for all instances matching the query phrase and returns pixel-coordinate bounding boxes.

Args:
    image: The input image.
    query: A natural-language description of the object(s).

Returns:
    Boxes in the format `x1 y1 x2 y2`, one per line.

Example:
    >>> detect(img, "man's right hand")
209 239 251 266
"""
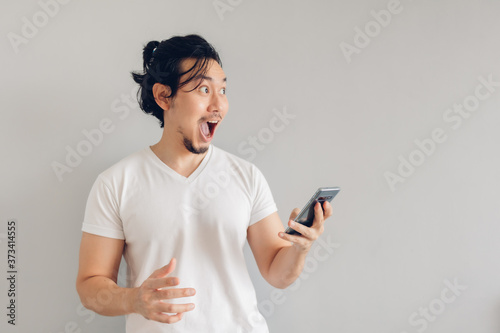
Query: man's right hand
133 258 196 324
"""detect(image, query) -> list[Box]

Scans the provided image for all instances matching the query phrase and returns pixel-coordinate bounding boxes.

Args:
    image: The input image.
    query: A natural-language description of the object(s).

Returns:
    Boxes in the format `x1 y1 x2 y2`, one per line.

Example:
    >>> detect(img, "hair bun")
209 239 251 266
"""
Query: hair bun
143 40 160 69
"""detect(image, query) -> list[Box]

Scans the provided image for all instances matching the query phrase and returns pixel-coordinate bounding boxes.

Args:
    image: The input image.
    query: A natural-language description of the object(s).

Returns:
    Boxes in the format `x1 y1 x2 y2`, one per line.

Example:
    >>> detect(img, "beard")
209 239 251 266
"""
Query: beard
183 136 209 154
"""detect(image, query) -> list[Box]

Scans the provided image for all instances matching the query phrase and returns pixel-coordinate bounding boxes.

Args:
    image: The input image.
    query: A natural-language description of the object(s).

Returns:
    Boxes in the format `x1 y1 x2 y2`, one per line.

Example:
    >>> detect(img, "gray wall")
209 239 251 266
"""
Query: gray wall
1 0 499 332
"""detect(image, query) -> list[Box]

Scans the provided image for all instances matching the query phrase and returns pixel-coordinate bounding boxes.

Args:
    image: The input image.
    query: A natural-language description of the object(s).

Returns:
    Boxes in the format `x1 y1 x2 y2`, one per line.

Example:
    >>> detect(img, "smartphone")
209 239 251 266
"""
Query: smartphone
284 187 340 236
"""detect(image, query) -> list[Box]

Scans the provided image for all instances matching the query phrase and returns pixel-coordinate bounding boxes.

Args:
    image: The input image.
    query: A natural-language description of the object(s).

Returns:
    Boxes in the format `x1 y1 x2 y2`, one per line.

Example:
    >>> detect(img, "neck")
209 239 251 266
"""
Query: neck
150 127 208 177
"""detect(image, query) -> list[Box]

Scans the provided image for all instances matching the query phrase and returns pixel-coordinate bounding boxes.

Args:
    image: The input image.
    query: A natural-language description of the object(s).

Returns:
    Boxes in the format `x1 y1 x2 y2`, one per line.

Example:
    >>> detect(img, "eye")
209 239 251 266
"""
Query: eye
219 88 226 95
199 86 209 93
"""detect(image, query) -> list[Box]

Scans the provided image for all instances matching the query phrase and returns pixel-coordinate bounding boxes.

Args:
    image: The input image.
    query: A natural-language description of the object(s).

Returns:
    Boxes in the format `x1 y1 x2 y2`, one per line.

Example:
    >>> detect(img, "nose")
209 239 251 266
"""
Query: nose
208 91 227 115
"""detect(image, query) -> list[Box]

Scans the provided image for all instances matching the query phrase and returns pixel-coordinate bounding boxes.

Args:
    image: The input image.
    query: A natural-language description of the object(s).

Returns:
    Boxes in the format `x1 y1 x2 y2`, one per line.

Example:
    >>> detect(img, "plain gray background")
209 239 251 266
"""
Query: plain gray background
1 0 500 332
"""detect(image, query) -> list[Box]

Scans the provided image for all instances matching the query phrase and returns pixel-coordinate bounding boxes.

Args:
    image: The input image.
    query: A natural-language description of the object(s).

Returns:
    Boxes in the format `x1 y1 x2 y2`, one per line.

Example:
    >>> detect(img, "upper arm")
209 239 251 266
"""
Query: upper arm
76 232 124 289
247 212 290 281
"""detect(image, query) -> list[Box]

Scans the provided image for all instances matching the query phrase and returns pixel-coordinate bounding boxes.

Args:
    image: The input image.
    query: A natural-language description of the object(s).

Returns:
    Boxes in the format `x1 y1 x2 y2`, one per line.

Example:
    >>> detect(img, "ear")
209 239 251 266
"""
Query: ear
152 83 172 111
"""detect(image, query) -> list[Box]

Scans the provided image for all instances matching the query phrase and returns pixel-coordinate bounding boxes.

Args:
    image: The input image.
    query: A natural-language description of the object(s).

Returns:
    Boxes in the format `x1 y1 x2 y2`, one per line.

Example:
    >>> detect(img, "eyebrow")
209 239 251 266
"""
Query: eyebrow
194 74 227 83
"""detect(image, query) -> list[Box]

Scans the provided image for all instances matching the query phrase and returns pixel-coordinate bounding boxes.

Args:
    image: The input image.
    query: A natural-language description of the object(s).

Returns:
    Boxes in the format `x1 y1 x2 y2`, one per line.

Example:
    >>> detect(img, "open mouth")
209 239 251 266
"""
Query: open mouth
200 120 219 141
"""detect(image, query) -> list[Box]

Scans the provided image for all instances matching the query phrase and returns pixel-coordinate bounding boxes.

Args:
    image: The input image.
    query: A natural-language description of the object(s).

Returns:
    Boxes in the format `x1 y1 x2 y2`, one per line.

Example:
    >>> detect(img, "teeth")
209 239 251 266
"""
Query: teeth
207 120 218 123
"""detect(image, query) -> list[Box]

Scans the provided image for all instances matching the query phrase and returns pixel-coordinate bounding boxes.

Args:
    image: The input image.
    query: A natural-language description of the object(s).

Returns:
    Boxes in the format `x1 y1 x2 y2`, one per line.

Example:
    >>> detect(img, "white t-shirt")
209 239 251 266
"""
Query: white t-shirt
82 144 277 332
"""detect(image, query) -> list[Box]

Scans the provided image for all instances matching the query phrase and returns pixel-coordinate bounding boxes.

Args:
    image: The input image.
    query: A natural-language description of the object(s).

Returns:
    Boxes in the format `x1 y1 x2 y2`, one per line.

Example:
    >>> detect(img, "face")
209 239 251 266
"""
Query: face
165 58 228 154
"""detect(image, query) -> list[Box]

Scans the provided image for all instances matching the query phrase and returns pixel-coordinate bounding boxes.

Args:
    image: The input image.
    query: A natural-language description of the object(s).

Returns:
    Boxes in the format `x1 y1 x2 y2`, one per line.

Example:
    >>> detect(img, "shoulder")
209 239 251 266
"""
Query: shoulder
211 145 259 173
96 147 151 185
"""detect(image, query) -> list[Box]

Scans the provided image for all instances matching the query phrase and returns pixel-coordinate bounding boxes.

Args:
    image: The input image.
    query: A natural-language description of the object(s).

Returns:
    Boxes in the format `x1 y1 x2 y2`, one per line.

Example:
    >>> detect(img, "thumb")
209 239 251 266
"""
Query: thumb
289 208 301 221
150 257 176 279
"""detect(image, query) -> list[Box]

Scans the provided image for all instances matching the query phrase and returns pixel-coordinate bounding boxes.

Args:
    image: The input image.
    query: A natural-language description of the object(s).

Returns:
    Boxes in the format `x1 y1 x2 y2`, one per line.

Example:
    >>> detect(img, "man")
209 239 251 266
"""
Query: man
76 34 333 332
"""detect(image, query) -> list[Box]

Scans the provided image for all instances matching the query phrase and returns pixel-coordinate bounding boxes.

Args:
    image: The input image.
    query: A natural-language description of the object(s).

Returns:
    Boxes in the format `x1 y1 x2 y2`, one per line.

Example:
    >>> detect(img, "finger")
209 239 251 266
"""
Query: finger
155 287 196 301
289 220 320 241
156 301 195 314
323 201 333 218
289 207 301 221
150 311 185 324
145 276 180 290
150 258 176 279
278 231 311 247
311 202 325 228
286 220 311 239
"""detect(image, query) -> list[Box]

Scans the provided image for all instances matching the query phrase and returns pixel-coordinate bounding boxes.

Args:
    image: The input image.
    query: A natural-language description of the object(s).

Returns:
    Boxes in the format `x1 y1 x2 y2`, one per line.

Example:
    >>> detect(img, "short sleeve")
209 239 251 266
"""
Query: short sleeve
248 165 278 226
81 175 125 240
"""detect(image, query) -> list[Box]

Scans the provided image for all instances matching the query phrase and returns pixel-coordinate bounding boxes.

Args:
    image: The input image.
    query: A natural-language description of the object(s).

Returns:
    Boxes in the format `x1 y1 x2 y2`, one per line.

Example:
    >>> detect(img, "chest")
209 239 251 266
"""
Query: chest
118 179 253 247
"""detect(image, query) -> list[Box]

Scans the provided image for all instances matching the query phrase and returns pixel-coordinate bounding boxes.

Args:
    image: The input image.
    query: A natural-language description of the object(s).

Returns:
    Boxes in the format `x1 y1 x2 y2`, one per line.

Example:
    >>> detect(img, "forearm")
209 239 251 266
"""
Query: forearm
77 276 138 316
267 244 309 289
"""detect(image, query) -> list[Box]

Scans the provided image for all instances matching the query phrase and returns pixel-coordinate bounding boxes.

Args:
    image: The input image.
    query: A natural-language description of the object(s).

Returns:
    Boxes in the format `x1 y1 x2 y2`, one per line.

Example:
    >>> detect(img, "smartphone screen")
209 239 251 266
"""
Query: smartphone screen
285 187 340 236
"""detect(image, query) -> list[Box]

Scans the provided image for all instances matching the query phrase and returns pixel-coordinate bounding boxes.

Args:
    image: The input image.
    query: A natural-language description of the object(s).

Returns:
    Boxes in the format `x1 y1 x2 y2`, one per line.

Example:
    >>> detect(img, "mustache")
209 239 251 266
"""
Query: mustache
200 114 222 122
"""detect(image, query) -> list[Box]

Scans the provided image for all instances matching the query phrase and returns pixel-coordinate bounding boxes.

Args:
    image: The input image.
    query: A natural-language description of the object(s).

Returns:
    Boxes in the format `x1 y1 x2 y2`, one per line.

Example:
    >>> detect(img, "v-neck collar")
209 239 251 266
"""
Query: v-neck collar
145 144 213 183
